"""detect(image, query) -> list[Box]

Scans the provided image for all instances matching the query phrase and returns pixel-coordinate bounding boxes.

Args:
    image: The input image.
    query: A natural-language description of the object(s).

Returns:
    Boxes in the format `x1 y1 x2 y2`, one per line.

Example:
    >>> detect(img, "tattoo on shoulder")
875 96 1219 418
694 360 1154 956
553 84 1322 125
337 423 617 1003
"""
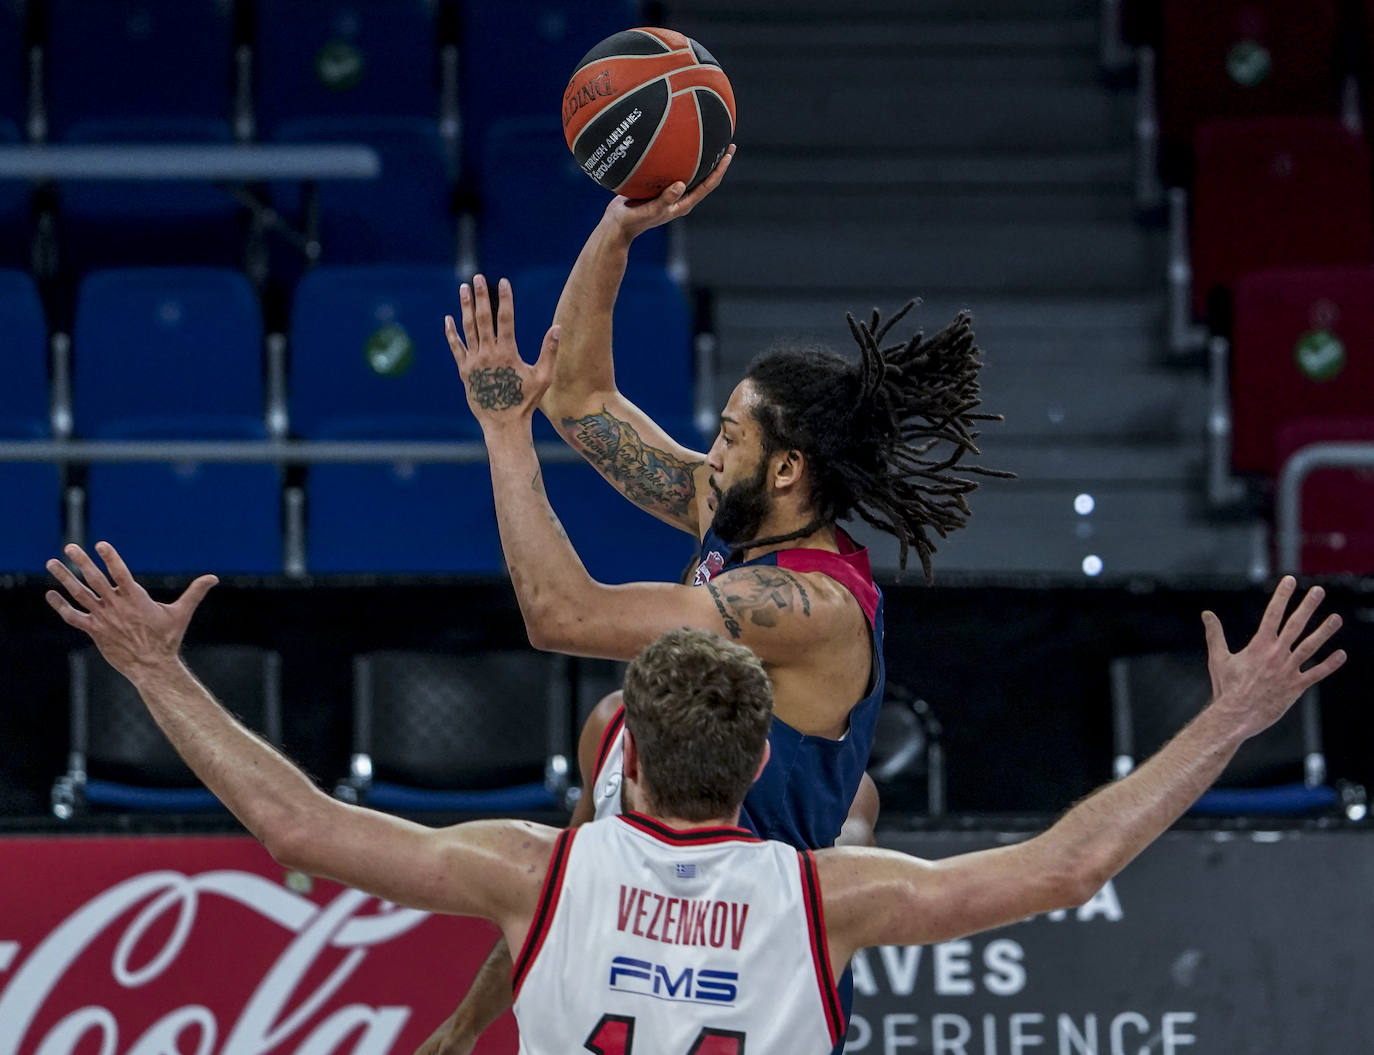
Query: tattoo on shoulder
469 367 523 411
561 408 703 519
716 567 812 632
706 581 743 639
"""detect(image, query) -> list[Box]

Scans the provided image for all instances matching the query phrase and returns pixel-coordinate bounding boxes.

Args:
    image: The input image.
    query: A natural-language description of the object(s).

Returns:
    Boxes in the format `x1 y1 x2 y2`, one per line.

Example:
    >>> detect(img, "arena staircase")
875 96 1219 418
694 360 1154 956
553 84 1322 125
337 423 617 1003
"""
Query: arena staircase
670 0 1261 579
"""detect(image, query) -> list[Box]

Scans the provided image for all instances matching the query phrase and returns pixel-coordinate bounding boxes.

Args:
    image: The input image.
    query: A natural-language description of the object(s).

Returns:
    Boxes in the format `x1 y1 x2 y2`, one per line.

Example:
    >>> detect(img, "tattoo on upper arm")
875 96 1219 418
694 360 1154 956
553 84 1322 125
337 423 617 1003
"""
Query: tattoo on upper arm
561 408 703 519
705 581 743 639
469 367 523 410
713 568 812 634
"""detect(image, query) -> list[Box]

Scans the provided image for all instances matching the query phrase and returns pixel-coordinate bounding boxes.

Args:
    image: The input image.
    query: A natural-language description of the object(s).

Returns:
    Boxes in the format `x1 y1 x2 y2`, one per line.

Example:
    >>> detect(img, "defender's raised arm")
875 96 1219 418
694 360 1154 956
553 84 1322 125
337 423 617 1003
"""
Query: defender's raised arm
817 577 1346 975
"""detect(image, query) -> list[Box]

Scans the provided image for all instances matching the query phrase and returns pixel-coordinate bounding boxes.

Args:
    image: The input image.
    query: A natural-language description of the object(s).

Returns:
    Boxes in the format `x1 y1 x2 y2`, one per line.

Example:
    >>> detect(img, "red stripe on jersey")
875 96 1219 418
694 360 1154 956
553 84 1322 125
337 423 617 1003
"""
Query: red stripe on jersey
512 827 578 998
798 850 844 1045
776 531 879 628
593 706 626 782
620 811 761 845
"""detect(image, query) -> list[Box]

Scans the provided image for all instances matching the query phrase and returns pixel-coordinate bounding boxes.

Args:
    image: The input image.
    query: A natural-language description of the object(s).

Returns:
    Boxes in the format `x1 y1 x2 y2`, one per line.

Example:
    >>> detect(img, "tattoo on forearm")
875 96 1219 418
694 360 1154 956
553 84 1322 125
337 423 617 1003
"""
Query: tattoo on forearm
469 367 523 410
718 568 812 630
706 581 743 639
561 408 703 519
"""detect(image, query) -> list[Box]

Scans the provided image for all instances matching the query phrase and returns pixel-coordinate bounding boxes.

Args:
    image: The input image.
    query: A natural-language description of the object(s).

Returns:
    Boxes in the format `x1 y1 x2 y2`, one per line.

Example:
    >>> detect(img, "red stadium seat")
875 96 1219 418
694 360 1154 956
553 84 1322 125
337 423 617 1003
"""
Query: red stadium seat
1275 417 1374 575
1160 0 1342 175
1192 120 1372 319
1232 267 1374 475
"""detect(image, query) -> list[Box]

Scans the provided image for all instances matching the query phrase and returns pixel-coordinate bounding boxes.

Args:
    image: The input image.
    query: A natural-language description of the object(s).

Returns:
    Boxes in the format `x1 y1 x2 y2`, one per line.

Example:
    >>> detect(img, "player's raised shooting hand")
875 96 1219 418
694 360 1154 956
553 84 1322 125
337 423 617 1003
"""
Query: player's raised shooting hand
1201 576 1346 740
45 541 217 683
606 143 735 240
447 275 559 432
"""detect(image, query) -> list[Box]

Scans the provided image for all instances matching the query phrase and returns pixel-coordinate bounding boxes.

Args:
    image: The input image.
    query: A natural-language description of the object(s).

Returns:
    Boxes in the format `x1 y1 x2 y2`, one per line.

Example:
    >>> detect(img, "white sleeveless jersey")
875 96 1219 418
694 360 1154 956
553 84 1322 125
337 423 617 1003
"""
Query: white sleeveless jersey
511 813 845 1055
590 707 629 821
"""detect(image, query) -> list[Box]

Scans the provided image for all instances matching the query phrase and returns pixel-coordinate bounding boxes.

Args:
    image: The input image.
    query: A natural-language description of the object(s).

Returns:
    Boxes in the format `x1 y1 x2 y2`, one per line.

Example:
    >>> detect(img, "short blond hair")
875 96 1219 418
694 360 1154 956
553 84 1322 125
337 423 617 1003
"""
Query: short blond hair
622 628 774 821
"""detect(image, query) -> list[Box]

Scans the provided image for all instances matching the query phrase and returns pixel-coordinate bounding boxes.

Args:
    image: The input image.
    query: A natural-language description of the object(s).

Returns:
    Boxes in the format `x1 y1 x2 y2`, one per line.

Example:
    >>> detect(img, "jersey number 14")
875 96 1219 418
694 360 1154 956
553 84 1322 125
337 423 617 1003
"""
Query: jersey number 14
585 1013 746 1055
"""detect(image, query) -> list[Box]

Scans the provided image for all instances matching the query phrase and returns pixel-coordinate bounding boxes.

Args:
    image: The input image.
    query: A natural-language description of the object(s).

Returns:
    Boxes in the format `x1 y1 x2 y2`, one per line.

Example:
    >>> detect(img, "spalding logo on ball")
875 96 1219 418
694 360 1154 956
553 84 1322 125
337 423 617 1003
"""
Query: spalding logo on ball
563 27 736 200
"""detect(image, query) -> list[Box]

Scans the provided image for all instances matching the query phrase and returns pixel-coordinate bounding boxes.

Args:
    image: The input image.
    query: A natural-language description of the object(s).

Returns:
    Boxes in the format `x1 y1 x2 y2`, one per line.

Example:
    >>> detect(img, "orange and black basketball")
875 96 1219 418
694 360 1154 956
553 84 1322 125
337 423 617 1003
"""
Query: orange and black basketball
562 27 736 200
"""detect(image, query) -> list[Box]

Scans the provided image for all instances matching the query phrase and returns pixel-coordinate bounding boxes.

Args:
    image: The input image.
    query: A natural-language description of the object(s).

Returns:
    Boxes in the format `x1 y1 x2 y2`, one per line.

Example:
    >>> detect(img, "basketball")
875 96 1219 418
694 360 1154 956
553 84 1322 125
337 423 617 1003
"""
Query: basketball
562 27 736 200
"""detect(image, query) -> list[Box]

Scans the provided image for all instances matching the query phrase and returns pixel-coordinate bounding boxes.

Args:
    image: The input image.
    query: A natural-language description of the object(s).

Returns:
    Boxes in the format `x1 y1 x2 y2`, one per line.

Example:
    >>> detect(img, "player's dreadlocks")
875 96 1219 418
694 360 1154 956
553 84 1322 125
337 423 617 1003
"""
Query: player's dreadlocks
734 300 1015 582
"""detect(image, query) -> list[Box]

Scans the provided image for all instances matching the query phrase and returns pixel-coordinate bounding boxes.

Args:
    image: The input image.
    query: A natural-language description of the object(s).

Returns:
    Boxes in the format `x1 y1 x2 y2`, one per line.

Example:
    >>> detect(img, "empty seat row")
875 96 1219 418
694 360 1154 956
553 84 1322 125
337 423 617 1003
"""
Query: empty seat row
53 644 579 817
4 1 637 148
0 264 699 577
1227 265 1374 574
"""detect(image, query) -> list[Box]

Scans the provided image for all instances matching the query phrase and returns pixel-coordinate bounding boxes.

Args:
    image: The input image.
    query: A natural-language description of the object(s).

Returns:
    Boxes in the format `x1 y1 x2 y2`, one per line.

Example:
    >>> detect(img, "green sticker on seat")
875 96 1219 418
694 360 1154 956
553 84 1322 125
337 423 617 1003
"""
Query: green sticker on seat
315 40 364 92
1295 330 1345 382
1226 40 1271 87
366 324 415 377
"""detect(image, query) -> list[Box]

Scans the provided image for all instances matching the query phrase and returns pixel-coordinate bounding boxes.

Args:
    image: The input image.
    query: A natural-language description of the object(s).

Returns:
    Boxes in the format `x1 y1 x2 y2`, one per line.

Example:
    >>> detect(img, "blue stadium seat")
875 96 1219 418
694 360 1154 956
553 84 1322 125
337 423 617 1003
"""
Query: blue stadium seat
541 458 698 585
45 0 234 139
289 265 498 573
512 263 696 442
510 263 700 585
74 269 281 574
254 0 439 137
290 265 470 438
0 0 25 133
478 117 664 280
457 0 637 176
44 0 233 140
55 119 246 271
0 120 30 269
0 270 61 572
272 117 454 266
335 649 568 814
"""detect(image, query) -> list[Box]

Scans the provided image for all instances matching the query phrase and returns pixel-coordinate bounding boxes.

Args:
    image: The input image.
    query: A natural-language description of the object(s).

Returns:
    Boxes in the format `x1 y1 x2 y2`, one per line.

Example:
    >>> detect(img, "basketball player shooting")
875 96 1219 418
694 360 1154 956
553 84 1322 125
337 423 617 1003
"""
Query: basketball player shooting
419 148 1017 1052
44 544 1345 1055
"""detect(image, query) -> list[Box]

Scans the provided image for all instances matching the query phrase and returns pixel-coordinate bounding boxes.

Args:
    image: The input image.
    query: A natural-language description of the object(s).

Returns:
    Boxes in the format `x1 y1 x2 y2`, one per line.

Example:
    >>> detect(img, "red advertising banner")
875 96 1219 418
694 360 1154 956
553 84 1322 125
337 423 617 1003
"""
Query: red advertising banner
0 835 519 1054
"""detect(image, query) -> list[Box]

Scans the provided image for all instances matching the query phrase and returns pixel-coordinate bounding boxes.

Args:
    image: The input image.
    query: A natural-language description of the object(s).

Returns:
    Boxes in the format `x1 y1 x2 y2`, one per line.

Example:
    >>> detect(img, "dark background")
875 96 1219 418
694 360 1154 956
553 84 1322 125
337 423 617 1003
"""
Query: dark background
4 571 1370 822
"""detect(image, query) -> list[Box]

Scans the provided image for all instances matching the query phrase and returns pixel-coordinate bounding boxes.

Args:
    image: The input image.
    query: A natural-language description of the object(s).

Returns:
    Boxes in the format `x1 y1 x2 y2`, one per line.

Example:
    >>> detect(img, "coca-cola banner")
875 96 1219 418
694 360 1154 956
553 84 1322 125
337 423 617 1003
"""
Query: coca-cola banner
5 829 1374 1054
0 836 518 1055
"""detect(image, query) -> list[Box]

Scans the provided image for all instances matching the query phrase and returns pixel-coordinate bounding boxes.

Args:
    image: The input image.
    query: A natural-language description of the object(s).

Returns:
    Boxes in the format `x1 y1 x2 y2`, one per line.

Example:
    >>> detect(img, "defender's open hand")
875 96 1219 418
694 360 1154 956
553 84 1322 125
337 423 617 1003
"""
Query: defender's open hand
1202 575 1346 740
45 542 217 682
446 275 559 429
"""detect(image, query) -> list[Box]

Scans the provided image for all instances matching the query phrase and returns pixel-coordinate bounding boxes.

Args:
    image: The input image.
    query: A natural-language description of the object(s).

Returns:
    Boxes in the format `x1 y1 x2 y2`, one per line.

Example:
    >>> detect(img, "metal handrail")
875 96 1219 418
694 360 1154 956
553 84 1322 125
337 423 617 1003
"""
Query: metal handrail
1275 442 1374 571
0 439 586 464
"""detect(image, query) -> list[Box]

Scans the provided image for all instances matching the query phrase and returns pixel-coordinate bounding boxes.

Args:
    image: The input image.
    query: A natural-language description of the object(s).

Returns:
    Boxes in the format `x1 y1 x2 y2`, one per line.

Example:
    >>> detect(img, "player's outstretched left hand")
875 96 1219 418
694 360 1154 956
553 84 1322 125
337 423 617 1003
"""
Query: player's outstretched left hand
1201 575 1346 740
45 541 217 682
446 274 559 430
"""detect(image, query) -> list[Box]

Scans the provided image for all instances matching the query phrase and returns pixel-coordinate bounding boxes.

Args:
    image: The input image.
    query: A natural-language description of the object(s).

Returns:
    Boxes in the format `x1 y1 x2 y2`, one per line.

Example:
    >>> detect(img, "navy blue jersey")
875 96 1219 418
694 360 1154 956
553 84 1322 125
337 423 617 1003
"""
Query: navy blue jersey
692 527 887 852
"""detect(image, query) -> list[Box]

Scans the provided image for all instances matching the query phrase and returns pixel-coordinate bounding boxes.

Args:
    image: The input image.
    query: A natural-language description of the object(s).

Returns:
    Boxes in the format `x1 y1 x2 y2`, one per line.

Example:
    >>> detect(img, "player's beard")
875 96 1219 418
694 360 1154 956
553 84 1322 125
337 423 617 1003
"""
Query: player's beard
710 458 772 547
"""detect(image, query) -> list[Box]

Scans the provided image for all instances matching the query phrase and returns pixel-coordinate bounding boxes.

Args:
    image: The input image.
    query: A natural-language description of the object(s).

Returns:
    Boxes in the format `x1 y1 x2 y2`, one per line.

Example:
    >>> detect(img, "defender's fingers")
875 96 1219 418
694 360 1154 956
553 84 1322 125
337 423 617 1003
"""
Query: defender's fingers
1201 610 1230 658
444 314 467 365
1257 575 1297 638
65 543 113 599
93 541 139 593
1291 612 1343 667
459 283 480 353
1301 648 1348 688
472 274 496 347
172 574 219 616
46 557 99 607
496 277 516 346
45 590 91 628
1278 584 1326 648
